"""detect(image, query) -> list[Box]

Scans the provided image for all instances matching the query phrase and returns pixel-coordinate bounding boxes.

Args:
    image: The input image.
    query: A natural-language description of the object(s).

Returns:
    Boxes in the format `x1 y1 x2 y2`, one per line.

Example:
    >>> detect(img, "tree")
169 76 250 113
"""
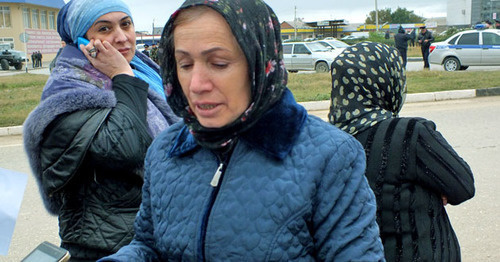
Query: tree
391 7 425 23
365 8 393 24
365 7 425 24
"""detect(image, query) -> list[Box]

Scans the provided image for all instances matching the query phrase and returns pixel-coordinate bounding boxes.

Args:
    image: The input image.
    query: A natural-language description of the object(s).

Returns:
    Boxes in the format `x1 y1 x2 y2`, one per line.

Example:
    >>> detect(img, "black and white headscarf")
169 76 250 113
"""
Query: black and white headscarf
329 42 406 135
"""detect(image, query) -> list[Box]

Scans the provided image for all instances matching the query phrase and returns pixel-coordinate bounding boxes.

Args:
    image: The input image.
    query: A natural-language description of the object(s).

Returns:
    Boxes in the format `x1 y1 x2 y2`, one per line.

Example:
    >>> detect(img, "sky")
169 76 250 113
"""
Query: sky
65 0 448 32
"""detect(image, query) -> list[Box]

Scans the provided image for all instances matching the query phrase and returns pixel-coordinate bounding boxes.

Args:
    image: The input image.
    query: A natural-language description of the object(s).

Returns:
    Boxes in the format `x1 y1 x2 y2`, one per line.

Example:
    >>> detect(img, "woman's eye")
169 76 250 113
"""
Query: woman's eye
213 63 228 69
98 26 110 32
122 21 132 27
178 63 193 70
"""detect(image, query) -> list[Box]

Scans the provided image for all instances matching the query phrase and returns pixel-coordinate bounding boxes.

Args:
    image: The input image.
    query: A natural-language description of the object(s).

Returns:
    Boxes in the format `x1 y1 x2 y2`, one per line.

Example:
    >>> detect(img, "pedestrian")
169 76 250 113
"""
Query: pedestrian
99 0 384 261
409 28 416 47
31 52 35 68
141 43 150 57
23 0 179 261
37 51 43 68
150 43 158 63
394 26 413 67
329 42 475 262
417 26 434 69
49 41 66 73
385 30 390 39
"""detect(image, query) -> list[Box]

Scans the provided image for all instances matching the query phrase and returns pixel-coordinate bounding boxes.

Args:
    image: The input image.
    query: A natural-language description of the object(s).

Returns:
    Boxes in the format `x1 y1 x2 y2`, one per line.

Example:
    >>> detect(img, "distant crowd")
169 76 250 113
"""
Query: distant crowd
31 51 43 68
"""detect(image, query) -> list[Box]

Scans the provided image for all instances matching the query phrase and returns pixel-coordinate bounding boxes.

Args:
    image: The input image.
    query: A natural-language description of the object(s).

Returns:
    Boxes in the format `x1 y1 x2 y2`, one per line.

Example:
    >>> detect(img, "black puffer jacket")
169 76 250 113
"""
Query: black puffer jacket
39 75 152 259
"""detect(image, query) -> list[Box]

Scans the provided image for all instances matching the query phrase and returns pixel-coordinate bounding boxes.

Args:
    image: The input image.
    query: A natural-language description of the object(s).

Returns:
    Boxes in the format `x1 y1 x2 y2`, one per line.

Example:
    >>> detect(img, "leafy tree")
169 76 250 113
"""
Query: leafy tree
365 7 425 24
366 8 393 24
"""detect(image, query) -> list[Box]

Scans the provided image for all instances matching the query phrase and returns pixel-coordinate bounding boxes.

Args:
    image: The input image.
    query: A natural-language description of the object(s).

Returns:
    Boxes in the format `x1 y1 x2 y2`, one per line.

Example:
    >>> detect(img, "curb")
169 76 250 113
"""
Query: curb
298 87 500 111
1 87 499 137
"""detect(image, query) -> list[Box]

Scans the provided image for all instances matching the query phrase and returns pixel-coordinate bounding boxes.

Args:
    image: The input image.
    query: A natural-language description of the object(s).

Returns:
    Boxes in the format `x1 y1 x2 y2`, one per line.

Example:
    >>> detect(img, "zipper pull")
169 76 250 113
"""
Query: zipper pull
210 163 224 187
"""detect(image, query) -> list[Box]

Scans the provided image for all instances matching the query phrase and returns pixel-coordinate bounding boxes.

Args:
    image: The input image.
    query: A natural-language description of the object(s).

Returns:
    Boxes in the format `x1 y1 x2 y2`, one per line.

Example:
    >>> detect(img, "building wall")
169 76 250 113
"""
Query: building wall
472 0 500 24
0 2 62 62
447 0 472 26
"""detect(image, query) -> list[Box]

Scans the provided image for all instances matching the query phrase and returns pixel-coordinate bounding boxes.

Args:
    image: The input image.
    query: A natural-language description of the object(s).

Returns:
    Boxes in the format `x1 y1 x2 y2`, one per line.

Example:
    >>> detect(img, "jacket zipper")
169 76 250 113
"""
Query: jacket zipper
199 156 227 261
210 163 224 187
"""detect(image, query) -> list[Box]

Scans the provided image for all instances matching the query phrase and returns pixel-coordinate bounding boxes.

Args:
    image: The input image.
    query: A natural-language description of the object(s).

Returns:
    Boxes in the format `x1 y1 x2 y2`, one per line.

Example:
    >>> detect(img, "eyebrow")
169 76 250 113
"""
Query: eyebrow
175 47 230 56
92 16 132 26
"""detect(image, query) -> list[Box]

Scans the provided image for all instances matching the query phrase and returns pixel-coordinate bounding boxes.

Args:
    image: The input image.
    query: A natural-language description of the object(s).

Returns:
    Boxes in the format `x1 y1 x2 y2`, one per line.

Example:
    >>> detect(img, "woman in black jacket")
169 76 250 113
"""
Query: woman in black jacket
23 0 178 261
329 42 475 261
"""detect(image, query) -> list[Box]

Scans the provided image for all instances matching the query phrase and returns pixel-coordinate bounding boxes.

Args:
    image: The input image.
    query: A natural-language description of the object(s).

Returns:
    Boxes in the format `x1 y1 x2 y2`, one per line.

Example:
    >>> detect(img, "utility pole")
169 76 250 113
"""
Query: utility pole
375 0 379 32
152 18 155 44
294 5 297 40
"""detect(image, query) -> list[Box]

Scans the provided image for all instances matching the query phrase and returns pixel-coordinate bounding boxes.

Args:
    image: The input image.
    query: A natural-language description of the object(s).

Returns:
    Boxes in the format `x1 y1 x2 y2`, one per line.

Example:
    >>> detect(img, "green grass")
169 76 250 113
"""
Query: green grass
1 70 500 127
287 70 500 102
0 74 47 127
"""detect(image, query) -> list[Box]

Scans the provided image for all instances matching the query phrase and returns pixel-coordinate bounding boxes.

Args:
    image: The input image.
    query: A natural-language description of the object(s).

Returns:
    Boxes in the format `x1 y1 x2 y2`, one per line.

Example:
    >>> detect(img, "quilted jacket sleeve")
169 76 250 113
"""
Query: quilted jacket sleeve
415 119 475 205
314 136 385 261
98 144 161 262
87 74 153 172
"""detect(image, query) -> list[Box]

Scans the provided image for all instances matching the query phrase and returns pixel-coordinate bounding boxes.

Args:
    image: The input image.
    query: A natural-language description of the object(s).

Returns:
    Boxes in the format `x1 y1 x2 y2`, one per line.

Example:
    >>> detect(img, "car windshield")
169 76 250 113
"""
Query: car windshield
305 42 329 52
326 40 349 48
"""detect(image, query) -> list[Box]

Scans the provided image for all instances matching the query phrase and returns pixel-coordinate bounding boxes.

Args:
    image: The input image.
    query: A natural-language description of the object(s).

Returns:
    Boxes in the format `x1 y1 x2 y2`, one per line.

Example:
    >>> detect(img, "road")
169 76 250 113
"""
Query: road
1 96 499 261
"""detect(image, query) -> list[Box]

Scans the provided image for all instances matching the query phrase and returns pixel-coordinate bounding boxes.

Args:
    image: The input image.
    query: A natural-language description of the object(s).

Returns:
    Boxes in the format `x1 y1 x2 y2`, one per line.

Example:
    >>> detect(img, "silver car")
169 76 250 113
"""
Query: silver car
429 29 500 71
283 42 336 73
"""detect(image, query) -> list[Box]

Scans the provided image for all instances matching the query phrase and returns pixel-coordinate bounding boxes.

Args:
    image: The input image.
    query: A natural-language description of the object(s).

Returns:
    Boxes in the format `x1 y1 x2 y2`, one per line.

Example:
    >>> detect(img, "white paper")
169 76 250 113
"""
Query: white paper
0 168 28 256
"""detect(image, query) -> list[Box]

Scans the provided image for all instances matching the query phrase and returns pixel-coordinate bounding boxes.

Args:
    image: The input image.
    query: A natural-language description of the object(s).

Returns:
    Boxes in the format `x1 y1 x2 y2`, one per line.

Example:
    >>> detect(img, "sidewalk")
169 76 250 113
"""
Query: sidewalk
1 87 499 137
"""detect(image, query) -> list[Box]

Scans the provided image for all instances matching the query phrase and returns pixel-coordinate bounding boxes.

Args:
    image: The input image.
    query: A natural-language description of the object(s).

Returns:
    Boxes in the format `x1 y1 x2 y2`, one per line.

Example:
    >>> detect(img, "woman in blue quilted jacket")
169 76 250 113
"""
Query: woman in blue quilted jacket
100 0 384 261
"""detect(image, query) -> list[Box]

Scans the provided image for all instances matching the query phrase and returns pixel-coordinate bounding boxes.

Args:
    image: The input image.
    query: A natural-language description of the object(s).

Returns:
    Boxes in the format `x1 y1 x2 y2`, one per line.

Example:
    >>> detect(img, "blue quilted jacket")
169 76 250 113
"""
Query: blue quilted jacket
101 90 384 261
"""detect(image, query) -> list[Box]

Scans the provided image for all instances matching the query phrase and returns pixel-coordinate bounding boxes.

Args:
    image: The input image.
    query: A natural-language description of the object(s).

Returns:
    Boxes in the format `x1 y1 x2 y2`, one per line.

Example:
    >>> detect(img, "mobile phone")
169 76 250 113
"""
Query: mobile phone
21 241 70 262
77 37 90 51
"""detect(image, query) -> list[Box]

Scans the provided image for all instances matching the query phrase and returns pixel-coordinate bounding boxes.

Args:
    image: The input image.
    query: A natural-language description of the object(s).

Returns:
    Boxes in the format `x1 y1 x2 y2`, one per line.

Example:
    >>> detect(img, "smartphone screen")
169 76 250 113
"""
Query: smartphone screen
21 242 70 262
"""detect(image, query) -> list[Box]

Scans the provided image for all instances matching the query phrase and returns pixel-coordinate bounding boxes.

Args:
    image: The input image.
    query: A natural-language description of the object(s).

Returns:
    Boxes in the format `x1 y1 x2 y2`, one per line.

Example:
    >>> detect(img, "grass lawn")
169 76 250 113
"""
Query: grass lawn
1 70 500 127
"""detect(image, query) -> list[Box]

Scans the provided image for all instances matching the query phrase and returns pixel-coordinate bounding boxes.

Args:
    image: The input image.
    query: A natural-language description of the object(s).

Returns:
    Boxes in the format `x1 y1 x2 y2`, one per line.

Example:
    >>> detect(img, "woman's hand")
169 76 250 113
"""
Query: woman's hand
80 39 134 78
442 195 448 206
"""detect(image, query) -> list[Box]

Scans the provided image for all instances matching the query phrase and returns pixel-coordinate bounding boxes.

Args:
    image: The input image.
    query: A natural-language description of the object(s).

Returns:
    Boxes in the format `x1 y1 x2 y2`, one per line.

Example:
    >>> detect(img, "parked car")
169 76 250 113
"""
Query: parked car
316 39 349 50
429 29 500 71
340 35 362 41
283 42 336 73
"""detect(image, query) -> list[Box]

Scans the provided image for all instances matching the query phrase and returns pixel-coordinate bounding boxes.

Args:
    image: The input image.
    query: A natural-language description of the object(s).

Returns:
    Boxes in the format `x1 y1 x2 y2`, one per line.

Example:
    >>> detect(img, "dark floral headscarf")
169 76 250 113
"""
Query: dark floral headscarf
159 0 287 149
329 42 406 135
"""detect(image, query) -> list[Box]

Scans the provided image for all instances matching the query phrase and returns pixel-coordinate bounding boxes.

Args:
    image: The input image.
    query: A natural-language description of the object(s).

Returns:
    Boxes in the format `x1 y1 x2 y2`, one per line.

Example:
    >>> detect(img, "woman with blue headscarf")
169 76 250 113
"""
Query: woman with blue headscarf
23 0 178 260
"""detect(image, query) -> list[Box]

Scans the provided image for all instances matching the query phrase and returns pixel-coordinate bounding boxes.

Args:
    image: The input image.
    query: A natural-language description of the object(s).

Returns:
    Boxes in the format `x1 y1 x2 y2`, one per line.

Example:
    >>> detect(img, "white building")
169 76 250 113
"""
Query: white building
447 0 472 26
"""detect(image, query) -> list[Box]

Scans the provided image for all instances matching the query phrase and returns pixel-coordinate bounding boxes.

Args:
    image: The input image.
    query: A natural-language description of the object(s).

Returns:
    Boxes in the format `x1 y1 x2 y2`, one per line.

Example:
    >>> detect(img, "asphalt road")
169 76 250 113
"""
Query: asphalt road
1 96 499 261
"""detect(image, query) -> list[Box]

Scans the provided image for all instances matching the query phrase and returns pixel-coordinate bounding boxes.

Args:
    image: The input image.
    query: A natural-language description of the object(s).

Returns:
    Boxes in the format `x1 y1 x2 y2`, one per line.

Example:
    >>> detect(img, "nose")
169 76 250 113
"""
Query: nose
114 28 128 43
188 64 213 94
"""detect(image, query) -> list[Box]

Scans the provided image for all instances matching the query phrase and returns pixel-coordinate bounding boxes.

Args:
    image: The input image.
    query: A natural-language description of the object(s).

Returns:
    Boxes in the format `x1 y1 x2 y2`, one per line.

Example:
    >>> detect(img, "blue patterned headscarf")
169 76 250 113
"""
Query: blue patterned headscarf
57 0 132 44
160 0 287 149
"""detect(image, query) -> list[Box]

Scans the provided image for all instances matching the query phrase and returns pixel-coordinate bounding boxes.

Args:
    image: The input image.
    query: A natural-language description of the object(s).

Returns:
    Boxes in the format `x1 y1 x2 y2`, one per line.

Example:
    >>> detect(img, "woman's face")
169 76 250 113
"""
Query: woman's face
86 12 136 63
173 8 251 128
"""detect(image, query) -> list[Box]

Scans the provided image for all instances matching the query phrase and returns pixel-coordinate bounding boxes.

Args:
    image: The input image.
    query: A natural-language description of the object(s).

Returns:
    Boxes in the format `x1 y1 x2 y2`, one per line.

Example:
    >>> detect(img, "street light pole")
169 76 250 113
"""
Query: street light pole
294 6 297 40
152 18 155 44
375 0 379 32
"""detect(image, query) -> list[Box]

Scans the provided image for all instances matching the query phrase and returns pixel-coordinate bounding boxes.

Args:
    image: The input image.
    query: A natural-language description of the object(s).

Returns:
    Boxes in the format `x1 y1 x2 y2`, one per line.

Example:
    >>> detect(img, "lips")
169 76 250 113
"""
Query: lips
194 102 221 117
198 104 217 110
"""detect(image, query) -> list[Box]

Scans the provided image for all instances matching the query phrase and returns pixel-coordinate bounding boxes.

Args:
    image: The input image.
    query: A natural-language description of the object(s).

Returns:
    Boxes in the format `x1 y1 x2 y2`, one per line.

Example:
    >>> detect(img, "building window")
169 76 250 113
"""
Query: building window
23 8 31 28
0 37 14 49
0 6 11 28
41 10 47 29
49 11 55 29
32 9 39 29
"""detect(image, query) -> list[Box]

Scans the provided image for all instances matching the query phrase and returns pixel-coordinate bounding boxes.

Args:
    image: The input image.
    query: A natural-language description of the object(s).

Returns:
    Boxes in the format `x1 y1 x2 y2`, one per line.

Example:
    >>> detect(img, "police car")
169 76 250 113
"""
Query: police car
428 28 500 71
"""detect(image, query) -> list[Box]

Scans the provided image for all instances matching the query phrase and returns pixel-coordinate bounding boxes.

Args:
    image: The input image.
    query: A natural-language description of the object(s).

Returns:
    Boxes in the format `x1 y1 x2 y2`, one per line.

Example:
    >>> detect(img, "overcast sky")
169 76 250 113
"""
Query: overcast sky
67 0 448 32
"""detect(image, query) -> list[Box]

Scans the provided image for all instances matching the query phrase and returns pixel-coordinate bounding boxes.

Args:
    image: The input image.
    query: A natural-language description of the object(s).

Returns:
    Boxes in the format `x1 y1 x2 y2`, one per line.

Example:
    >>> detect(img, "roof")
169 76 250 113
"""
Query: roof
3 0 65 9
